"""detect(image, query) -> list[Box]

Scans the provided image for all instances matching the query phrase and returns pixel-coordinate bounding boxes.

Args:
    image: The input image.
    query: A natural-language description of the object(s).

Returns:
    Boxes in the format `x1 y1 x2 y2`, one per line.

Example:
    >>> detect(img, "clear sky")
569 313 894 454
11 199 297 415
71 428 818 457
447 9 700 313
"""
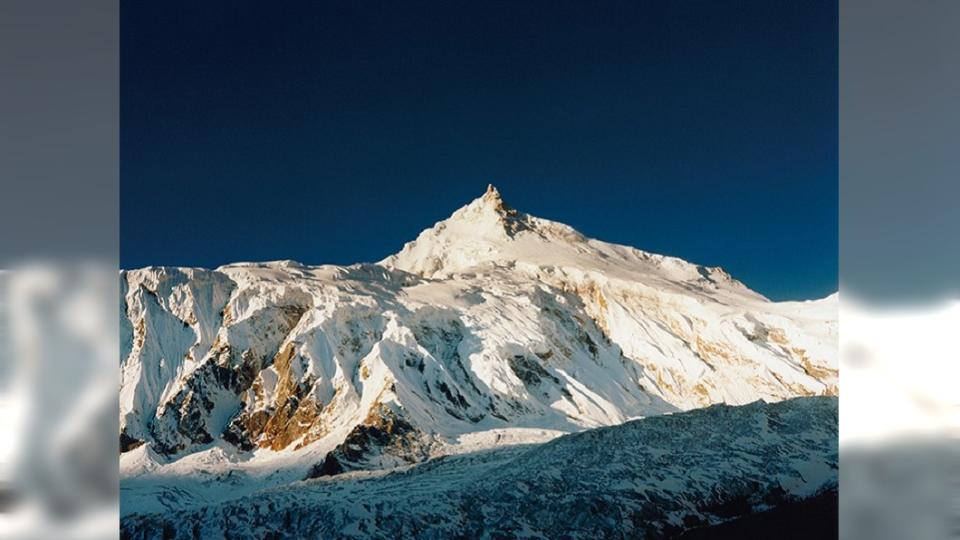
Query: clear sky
121 1 837 301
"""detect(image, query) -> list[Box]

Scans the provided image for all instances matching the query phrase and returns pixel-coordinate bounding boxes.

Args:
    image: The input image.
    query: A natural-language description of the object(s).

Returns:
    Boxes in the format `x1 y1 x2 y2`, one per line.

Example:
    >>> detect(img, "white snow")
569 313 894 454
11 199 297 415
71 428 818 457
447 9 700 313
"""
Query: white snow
119 185 838 515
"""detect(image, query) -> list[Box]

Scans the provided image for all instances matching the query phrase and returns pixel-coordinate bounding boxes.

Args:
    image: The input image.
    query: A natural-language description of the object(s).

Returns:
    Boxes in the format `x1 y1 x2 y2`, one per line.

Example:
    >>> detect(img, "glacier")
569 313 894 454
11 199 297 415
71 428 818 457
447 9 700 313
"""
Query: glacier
121 396 838 539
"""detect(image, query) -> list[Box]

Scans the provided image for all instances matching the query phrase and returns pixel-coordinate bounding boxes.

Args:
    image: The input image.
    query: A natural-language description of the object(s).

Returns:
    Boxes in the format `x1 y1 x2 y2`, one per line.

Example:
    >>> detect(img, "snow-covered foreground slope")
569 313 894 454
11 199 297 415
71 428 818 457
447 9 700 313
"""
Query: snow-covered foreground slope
120 185 836 482
121 396 838 539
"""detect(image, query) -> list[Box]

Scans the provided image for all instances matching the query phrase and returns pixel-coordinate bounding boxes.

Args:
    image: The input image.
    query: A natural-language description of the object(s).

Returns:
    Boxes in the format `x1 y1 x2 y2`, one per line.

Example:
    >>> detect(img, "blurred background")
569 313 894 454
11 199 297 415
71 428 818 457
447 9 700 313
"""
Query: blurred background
840 1 960 539
1 0 958 538
0 1 118 538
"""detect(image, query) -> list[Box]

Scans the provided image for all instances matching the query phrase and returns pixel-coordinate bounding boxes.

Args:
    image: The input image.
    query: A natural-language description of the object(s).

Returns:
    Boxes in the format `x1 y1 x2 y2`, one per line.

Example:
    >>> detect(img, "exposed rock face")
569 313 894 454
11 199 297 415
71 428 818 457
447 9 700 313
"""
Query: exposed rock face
306 404 435 478
120 187 837 480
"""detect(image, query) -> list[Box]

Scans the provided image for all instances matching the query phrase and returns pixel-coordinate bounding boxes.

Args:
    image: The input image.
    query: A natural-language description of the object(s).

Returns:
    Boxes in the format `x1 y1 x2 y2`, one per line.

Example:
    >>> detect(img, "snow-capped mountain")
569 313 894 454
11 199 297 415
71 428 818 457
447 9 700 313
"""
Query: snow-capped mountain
120 185 836 478
121 396 838 539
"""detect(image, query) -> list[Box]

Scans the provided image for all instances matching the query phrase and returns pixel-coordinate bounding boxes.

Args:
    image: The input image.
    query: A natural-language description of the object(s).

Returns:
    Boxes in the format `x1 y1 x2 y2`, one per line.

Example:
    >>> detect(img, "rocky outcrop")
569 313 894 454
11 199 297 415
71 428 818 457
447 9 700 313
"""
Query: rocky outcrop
306 404 435 478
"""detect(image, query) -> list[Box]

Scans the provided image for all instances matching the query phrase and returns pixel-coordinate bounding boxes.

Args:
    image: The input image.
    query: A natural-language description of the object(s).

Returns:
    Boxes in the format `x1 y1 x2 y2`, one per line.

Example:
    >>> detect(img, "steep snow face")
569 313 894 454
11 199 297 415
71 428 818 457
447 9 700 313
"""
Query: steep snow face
119 186 837 478
120 397 838 540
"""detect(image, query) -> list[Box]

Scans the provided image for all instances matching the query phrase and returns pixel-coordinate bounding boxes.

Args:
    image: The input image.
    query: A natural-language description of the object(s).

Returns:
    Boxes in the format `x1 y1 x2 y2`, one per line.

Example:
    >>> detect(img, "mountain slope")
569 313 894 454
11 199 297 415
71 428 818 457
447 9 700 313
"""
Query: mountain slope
120 396 838 540
119 186 837 478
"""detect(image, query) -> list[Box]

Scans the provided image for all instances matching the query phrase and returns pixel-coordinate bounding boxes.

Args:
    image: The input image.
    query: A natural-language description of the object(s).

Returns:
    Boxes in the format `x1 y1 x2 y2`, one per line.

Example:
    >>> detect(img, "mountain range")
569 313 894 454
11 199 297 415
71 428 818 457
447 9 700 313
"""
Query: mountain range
119 185 837 535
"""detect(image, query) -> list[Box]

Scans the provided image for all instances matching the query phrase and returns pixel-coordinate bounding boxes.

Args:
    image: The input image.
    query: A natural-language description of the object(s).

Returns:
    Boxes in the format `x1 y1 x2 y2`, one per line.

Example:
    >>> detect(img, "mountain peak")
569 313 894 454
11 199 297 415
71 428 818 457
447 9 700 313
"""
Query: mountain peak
382 183 616 278
381 184 751 298
481 183 502 204
474 183 512 217
440 184 525 235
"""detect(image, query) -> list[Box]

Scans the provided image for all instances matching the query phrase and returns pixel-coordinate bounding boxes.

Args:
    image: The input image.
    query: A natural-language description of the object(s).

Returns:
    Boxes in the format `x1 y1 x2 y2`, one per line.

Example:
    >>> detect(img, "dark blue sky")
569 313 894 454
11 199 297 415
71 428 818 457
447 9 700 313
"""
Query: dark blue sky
121 1 837 301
